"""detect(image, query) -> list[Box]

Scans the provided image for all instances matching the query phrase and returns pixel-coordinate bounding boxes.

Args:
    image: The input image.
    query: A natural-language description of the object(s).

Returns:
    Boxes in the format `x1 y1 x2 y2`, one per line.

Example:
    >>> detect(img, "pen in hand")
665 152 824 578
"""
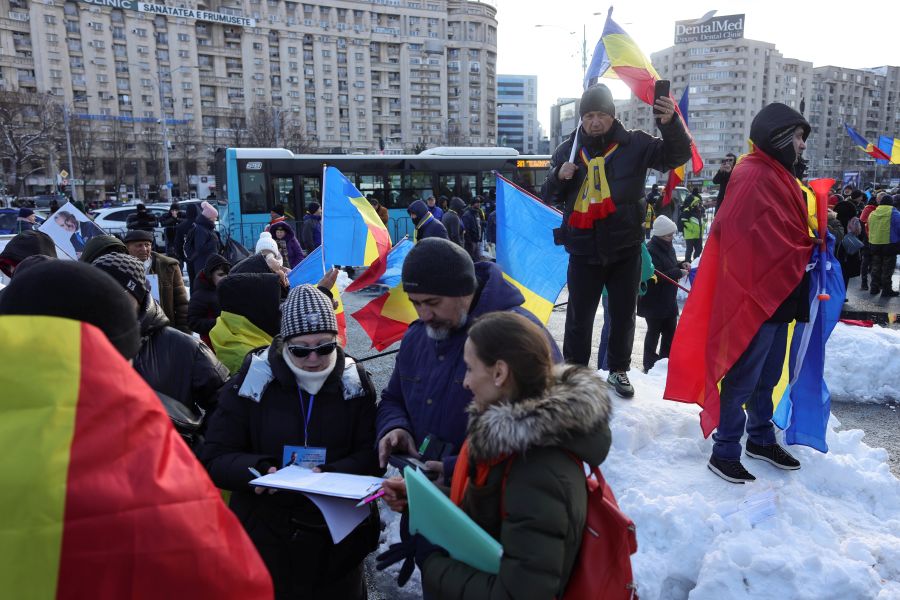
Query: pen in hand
356 488 386 508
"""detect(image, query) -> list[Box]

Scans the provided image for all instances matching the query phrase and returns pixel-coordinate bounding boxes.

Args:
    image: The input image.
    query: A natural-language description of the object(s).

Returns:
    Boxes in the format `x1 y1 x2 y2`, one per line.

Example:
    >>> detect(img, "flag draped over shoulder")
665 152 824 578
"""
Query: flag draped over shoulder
0 315 273 599
845 124 891 161
322 166 391 267
495 174 567 323
584 8 703 176
876 135 900 165
288 245 347 346
662 88 691 206
663 150 814 437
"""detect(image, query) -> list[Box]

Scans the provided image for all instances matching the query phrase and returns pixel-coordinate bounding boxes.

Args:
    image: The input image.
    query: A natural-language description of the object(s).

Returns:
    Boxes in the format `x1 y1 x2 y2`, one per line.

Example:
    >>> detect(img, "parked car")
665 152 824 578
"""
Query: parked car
0 208 46 234
89 205 169 248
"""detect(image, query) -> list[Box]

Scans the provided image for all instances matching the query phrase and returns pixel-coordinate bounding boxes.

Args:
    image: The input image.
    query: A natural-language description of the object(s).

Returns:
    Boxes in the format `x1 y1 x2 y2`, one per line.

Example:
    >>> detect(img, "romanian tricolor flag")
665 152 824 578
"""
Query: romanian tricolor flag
0 315 273 598
322 165 392 268
845 124 891 161
287 245 347 346
495 174 567 323
352 284 418 351
877 135 900 165
662 87 691 207
584 8 703 176
345 237 413 293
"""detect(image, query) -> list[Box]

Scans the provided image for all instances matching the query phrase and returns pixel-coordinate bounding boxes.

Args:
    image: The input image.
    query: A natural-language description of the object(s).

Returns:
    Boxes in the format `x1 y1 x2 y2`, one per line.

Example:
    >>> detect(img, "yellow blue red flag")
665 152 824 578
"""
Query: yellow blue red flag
495 174 567 323
322 166 391 267
287 245 347 346
876 135 900 165
845 124 891 161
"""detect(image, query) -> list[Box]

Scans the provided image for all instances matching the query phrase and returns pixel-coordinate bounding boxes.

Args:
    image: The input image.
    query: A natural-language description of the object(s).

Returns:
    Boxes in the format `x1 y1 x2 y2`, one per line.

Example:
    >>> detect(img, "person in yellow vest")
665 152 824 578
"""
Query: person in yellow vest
681 187 704 263
865 192 900 297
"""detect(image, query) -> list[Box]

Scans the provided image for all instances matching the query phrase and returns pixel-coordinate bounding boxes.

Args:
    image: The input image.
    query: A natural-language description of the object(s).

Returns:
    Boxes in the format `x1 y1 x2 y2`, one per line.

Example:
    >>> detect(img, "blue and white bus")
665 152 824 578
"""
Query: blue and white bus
213 146 552 248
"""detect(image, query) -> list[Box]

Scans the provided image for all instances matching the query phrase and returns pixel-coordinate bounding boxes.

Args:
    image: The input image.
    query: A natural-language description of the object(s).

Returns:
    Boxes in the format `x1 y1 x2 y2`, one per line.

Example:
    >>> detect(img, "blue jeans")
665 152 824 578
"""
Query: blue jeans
712 322 787 461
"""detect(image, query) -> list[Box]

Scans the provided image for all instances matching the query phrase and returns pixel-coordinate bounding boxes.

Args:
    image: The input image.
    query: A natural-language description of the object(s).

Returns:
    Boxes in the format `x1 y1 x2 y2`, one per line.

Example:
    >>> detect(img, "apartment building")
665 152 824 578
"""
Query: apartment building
0 0 497 198
496 73 537 154
548 96 577 152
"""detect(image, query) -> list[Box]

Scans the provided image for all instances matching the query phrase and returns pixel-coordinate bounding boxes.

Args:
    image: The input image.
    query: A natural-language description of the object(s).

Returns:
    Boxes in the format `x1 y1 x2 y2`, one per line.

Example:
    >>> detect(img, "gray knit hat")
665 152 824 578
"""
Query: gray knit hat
92 253 148 306
280 284 338 339
402 237 477 297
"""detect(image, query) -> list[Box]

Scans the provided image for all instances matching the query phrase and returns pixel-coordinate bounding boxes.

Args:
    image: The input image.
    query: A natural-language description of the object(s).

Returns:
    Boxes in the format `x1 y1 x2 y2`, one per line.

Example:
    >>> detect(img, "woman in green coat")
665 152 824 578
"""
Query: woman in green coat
381 311 613 599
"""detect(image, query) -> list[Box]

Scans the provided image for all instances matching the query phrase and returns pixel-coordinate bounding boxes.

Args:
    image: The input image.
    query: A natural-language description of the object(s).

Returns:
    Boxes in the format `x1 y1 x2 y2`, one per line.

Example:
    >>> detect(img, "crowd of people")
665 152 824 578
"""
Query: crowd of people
3 86 900 599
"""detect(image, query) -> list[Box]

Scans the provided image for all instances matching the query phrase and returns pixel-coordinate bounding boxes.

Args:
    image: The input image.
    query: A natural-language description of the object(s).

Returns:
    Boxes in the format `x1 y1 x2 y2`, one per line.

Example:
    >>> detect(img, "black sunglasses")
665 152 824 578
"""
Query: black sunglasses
286 341 337 358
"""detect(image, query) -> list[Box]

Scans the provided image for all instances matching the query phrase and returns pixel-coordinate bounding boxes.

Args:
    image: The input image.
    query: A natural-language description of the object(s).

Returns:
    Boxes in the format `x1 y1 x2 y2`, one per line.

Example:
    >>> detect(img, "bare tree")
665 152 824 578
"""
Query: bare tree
0 91 62 195
68 115 99 182
224 107 247 148
172 123 199 188
282 118 318 154
247 104 280 147
104 119 132 196
140 127 162 188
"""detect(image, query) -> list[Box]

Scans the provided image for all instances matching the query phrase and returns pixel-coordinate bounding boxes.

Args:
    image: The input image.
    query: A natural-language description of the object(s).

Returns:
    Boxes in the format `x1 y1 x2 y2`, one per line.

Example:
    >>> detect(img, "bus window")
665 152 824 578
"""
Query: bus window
515 169 540 196
438 174 457 199
400 171 432 208
357 174 385 206
240 172 268 214
386 172 402 209
301 176 320 210
480 171 495 201
459 173 477 201
272 177 296 219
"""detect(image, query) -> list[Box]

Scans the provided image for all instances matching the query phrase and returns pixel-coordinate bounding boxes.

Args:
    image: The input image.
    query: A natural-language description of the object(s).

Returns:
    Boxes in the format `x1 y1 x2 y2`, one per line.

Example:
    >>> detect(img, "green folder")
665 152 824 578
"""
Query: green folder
405 466 503 574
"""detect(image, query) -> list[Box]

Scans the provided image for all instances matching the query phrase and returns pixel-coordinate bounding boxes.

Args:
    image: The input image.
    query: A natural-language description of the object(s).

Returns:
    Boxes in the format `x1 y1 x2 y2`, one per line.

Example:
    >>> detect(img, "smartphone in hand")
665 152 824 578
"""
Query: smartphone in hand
653 79 670 115
388 454 439 480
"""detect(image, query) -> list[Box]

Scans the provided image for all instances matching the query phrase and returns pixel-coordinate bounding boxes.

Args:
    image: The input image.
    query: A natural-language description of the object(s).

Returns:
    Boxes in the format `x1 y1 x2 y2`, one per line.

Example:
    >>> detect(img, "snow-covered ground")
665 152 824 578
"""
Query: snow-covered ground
372 323 900 599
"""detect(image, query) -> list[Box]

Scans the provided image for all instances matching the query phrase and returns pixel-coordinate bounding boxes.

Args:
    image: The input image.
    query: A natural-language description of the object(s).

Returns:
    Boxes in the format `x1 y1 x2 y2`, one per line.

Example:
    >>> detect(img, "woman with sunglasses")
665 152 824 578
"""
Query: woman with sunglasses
203 284 381 600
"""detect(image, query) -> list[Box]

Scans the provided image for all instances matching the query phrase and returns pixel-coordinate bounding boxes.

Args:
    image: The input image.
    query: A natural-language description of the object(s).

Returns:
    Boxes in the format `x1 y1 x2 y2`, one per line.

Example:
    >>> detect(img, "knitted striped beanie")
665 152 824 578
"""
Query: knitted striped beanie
280 284 337 339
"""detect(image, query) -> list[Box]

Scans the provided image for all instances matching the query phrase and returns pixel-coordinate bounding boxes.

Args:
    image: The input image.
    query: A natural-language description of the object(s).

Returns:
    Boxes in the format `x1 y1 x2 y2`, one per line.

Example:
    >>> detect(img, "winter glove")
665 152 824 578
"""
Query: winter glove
375 534 446 586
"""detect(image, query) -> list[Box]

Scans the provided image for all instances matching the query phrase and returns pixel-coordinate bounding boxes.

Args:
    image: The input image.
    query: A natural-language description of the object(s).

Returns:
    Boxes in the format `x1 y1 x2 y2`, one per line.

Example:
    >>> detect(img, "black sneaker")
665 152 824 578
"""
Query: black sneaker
745 440 801 470
708 456 756 484
882 290 900 298
607 371 635 398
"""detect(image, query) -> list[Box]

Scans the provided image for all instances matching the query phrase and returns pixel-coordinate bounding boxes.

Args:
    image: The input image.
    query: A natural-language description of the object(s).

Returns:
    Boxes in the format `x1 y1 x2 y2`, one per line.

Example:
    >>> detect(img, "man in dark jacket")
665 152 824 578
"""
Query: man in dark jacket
637 215 686 372
185 201 220 289
407 198 448 242
461 202 483 262
125 229 189 332
376 238 561 488
426 195 444 220
188 253 230 346
126 203 159 233
174 203 199 277
0 230 57 279
15 207 37 233
713 153 736 213
158 202 181 258
92 253 228 415
442 197 466 247
542 83 691 398
300 202 322 253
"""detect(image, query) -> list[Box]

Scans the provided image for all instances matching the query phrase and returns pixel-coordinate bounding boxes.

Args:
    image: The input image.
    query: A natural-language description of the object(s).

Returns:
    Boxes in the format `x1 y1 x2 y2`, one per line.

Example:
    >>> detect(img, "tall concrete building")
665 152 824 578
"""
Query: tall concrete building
496 73 537 154
0 0 498 199
616 35 813 181
807 65 900 181
548 96 578 152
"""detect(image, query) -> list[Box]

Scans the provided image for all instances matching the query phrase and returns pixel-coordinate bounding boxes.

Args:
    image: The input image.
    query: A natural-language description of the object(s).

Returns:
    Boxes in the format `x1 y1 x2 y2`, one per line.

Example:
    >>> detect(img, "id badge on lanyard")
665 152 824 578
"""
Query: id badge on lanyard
282 390 327 469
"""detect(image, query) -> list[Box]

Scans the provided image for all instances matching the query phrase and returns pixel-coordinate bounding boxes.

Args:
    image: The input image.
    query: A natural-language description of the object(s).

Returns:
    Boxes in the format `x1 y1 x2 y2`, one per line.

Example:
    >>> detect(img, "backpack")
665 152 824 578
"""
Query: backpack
500 456 638 600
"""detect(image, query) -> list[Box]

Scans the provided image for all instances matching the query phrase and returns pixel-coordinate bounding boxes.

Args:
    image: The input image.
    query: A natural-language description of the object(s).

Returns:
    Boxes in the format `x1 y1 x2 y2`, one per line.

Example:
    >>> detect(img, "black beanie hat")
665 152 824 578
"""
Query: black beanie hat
402 237 476 297
272 204 285 216
80 235 127 264
92 253 149 306
0 261 141 359
218 273 283 336
580 84 616 118
203 253 231 276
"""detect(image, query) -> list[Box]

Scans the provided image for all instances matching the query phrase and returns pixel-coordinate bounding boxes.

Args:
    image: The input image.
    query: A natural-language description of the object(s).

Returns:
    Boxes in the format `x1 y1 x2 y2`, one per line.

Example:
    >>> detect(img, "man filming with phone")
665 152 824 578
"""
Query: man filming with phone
542 82 691 398
714 153 738 213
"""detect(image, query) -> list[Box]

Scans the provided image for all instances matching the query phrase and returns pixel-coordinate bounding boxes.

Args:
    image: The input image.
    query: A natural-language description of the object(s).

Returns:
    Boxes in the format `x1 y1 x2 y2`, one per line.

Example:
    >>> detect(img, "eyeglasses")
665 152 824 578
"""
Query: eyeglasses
286 341 337 358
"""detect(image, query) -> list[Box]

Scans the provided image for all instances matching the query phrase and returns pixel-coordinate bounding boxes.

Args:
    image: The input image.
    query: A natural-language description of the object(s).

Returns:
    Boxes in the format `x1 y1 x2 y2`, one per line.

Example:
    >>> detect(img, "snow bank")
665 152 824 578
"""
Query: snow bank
825 322 900 402
605 362 900 599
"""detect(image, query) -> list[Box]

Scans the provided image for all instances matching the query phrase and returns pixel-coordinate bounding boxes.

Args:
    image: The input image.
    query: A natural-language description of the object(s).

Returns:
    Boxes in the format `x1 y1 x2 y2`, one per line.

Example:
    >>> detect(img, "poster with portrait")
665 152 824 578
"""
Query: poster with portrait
38 202 107 260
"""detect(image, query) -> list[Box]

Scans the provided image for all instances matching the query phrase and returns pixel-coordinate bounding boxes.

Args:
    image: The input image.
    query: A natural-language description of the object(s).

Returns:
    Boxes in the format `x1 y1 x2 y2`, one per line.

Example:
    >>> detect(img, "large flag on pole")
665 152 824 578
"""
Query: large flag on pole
584 7 704 176
495 174 567 323
345 237 413 292
845 124 891 161
662 87 691 206
288 245 347 346
0 315 273 598
876 135 900 165
321 166 391 268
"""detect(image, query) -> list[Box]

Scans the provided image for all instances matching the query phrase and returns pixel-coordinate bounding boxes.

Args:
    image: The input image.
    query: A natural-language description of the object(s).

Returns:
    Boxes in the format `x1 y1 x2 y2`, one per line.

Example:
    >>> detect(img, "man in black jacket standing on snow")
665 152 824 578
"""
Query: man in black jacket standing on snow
543 83 691 398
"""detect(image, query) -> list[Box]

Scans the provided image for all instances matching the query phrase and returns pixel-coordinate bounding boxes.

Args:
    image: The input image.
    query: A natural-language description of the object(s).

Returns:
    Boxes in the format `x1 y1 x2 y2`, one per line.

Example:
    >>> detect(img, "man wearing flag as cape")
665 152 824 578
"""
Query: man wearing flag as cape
665 103 821 484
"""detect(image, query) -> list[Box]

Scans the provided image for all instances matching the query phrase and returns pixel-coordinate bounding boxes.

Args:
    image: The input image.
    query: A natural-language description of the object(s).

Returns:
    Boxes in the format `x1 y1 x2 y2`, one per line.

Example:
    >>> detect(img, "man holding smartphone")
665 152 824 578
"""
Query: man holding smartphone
713 153 737 213
542 82 691 398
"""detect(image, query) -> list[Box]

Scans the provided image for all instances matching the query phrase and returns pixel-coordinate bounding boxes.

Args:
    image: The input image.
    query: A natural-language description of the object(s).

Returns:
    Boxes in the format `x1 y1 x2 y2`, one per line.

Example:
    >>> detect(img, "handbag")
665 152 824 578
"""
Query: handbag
841 232 864 256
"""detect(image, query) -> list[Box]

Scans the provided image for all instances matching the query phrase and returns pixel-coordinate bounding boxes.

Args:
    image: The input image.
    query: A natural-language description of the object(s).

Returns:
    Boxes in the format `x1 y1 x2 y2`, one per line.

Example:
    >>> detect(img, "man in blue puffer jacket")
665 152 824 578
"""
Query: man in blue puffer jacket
375 238 561 493
407 199 448 242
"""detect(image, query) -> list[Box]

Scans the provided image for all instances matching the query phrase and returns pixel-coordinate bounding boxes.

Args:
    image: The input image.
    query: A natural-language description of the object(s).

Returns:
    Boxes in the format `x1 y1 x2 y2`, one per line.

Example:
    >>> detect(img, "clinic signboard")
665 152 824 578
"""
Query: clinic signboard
675 14 745 44
79 0 256 27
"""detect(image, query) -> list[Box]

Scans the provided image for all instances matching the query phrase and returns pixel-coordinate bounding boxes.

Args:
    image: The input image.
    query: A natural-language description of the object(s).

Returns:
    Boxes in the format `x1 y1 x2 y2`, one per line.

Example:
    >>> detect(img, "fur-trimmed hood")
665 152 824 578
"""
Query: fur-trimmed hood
466 364 612 465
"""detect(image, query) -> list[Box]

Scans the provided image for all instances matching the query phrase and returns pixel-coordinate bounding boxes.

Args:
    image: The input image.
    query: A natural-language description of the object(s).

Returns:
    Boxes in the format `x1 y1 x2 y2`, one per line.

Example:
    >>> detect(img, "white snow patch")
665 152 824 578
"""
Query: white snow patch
825 323 900 403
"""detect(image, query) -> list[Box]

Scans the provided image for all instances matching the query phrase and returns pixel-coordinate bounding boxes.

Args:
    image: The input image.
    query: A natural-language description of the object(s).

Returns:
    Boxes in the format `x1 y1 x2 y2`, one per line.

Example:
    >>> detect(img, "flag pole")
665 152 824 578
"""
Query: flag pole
320 163 328 274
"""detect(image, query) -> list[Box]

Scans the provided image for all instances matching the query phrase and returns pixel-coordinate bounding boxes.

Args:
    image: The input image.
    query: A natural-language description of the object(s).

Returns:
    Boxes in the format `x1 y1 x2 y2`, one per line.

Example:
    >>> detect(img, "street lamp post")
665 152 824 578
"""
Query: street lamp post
62 104 77 203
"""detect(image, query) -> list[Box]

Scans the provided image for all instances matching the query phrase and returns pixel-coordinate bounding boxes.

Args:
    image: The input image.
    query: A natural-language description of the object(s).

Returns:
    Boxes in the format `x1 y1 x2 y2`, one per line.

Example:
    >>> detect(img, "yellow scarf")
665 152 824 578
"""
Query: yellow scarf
569 143 619 229
209 311 273 375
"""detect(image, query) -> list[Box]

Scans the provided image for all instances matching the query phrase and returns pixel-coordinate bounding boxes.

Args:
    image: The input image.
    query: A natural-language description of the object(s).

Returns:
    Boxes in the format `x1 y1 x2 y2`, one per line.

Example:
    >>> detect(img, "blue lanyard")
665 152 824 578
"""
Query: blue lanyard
298 390 315 447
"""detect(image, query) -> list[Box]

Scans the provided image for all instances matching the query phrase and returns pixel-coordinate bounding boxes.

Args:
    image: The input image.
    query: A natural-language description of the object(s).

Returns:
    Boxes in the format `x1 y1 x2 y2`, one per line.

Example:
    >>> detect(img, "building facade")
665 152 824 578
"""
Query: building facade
496 73 537 154
548 96 577 152
0 0 497 199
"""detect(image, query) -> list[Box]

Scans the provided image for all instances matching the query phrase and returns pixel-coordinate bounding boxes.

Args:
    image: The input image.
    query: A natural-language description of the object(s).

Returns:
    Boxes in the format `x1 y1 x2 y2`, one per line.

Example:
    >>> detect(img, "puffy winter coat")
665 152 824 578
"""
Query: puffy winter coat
159 213 181 247
375 262 561 482
173 204 199 262
542 118 692 265
638 236 682 319
151 251 189 332
133 298 229 413
421 365 612 599
300 214 322 253
462 207 482 245
202 342 380 596
442 198 467 246
408 199 448 242
268 221 305 268
184 214 220 278
187 271 220 340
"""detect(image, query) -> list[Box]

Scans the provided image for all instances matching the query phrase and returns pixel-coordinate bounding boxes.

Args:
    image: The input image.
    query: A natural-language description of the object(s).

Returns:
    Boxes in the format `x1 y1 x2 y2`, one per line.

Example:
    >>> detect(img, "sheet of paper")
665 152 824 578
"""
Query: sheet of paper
250 465 383 500
301 493 371 544
146 273 160 302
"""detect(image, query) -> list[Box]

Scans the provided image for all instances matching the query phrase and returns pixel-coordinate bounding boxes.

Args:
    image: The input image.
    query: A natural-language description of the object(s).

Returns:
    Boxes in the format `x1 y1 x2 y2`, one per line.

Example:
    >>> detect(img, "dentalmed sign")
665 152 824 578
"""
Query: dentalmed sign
675 14 745 44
